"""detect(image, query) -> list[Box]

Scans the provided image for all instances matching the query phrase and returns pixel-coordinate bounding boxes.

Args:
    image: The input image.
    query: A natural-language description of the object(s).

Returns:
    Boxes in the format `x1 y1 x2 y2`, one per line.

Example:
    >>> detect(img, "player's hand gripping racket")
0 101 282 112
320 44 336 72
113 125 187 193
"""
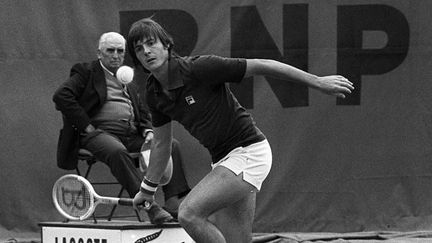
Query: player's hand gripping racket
52 174 151 220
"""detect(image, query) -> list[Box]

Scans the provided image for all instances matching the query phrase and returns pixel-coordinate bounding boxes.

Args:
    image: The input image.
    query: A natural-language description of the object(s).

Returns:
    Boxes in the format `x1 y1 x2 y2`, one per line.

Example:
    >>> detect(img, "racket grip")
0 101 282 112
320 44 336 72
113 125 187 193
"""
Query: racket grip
119 198 134 206
118 198 152 210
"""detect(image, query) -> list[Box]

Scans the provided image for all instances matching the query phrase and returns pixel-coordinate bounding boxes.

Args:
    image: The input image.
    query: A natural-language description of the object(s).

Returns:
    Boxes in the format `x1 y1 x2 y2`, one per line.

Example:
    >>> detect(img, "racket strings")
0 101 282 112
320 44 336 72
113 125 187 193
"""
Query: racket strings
55 178 92 218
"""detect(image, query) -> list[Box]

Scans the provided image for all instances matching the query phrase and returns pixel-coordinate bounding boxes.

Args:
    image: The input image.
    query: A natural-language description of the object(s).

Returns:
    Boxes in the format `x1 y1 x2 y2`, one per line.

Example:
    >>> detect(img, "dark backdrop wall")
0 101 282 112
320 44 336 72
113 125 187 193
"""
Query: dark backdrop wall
1 0 432 240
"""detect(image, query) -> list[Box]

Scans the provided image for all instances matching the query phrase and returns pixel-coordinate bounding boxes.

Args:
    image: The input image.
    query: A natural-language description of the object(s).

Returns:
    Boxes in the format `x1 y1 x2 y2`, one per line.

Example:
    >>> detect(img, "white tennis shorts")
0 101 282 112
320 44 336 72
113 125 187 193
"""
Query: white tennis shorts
211 139 272 191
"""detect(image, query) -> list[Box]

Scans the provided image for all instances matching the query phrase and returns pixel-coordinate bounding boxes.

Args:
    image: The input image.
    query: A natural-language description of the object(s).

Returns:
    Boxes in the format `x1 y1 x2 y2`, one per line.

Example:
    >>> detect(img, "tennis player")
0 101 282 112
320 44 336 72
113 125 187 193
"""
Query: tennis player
129 17 354 243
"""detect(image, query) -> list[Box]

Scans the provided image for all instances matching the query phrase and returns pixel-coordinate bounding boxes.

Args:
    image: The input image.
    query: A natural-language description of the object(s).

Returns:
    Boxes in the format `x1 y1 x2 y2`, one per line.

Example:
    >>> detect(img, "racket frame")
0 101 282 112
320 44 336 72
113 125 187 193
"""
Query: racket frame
52 174 133 220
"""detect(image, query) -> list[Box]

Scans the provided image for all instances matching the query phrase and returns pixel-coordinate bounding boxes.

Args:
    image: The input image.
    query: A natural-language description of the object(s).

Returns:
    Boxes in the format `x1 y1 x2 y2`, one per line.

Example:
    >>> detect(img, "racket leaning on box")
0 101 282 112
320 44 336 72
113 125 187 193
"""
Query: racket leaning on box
52 174 151 220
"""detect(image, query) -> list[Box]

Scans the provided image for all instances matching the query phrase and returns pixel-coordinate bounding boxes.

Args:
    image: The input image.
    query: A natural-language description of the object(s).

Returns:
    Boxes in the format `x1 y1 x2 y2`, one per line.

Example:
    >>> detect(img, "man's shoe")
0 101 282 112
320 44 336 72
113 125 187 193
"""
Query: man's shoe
163 207 178 220
146 203 174 225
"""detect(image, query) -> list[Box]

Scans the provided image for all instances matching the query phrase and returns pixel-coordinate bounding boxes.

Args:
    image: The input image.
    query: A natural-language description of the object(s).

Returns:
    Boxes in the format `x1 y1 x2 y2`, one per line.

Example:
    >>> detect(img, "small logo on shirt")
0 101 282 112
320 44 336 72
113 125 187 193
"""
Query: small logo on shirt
185 95 196 105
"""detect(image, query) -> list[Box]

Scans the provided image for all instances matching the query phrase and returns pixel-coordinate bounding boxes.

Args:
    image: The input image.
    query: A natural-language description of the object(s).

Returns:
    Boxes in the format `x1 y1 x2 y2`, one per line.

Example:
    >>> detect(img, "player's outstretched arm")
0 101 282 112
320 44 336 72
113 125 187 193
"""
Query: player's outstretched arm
245 59 354 98
146 122 173 183
133 122 173 209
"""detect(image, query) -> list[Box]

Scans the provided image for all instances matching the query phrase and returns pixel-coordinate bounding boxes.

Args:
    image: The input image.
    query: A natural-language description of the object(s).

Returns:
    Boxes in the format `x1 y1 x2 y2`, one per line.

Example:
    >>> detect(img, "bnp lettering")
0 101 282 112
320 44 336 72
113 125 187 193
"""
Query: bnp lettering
120 4 409 107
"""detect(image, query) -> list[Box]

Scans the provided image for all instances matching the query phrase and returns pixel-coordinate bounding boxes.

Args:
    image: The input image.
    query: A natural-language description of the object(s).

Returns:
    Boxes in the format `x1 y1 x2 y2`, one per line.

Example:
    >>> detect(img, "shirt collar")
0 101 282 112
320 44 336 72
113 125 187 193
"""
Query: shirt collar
148 55 185 93
99 60 115 77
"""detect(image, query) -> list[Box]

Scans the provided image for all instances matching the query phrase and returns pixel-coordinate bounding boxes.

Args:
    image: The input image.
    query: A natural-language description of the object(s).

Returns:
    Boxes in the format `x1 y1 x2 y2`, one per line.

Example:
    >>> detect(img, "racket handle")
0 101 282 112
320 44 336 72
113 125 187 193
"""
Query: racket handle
119 198 133 206
118 198 152 210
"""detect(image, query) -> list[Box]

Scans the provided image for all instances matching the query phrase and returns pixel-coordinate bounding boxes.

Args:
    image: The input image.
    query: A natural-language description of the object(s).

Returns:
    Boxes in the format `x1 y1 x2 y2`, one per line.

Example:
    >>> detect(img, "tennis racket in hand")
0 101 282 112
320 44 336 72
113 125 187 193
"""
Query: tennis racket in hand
52 174 151 220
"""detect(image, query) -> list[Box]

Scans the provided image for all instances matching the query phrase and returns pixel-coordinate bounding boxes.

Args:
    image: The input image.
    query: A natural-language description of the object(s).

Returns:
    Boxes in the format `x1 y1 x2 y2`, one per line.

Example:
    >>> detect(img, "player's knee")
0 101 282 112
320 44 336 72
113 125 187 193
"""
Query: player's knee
177 203 199 228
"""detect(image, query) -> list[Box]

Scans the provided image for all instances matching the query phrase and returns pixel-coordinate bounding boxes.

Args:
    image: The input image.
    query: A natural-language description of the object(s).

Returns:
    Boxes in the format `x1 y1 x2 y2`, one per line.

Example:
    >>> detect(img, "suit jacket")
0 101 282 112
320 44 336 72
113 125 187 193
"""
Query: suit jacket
53 60 152 170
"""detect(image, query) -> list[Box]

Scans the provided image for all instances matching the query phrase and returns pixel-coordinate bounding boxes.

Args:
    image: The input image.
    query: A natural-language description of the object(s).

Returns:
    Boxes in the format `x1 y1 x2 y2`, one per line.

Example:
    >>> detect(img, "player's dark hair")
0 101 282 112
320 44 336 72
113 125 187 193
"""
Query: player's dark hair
127 17 174 72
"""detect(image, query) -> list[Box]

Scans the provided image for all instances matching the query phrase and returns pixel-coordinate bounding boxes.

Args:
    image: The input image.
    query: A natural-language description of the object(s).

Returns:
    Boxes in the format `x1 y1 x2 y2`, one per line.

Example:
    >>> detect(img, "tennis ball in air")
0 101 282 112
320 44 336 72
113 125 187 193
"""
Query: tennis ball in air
116 65 134 84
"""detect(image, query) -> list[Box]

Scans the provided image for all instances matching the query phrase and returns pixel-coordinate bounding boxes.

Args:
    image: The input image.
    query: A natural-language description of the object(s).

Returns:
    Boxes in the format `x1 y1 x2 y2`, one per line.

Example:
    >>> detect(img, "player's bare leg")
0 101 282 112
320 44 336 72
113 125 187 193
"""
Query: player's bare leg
177 166 256 243
209 190 255 243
